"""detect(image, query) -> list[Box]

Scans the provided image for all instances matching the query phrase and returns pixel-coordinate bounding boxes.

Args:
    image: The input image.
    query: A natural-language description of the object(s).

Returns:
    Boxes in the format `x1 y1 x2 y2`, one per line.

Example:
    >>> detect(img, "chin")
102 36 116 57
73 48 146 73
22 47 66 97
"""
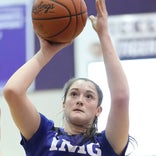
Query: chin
70 115 89 126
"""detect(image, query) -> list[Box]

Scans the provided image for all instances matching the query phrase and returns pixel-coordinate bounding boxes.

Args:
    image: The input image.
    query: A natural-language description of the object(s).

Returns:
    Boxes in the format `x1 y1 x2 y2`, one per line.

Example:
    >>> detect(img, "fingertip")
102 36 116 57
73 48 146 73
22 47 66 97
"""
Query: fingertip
89 15 95 21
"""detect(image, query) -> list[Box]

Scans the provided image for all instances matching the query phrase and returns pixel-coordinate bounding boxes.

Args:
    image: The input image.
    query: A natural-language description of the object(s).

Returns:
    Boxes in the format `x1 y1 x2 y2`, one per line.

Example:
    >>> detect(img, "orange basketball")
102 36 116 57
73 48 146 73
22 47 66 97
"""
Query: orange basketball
32 0 88 43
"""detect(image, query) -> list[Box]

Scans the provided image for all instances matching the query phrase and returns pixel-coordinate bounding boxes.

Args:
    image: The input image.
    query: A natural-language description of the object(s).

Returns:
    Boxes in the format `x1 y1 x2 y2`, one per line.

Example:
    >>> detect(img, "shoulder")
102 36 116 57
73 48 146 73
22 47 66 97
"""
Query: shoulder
21 113 55 146
95 130 128 156
39 113 54 129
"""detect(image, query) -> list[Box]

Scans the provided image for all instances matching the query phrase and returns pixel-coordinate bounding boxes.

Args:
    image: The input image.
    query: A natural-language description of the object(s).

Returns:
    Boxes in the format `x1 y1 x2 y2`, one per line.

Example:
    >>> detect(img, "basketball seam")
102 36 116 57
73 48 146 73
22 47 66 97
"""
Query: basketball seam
80 0 87 25
32 0 87 42
32 11 87 20
45 0 86 40
71 0 78 39
44 0 73 39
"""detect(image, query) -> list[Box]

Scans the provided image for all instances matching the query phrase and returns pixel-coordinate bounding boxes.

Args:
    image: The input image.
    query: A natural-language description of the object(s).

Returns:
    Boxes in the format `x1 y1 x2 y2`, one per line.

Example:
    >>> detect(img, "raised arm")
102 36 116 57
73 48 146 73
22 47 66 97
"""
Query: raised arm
90 0 129 154
3 37 71 140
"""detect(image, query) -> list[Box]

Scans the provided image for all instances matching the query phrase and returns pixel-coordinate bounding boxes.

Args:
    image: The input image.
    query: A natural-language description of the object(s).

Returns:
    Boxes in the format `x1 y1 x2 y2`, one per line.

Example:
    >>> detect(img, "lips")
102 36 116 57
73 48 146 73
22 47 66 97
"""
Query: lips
73 109 84 112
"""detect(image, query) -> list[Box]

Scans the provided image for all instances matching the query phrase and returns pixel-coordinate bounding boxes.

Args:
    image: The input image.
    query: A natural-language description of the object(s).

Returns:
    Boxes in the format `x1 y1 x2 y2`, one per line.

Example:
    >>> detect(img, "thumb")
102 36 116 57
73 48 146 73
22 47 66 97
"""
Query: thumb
89 15 97 30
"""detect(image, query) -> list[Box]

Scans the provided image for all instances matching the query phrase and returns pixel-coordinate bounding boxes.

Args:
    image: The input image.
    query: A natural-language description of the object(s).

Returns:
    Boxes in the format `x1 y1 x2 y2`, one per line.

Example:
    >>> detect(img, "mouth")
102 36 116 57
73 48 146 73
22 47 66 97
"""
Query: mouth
73 109 84 112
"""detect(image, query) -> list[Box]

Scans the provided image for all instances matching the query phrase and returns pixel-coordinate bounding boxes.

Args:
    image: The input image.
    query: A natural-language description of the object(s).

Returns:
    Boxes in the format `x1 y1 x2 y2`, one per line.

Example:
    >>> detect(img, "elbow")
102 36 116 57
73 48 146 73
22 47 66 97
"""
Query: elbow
3 84 21 103
119 93 129 106
120 89 129 101
113 89 129 107
3 85 15 101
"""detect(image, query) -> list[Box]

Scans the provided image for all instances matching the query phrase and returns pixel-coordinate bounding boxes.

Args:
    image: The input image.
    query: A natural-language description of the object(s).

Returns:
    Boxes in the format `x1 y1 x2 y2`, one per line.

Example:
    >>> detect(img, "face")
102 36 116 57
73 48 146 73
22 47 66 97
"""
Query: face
63 80 102 127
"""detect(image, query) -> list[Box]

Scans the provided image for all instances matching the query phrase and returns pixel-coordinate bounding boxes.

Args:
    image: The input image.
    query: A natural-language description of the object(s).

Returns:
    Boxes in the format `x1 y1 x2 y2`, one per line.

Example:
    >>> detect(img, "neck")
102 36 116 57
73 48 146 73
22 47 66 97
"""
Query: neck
64 122 88 135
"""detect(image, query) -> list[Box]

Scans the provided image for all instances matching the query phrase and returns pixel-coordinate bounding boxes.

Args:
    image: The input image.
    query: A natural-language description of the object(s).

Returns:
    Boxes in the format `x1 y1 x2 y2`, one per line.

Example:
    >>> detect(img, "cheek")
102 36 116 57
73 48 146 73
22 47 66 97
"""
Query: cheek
63 99 73 111
64 96 75 106
86 104 98 115
63 104 70 116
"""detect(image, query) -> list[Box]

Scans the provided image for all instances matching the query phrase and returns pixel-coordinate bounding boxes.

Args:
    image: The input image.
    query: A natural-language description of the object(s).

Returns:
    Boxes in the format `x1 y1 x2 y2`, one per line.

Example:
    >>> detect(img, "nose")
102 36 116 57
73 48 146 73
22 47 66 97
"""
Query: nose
76 95 84 106
76 101 83 106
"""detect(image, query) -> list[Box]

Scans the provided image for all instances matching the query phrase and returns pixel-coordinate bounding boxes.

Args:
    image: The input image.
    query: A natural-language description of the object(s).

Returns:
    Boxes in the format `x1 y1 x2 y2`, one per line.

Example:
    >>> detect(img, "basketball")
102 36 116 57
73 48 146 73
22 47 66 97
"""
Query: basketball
32 0 88 43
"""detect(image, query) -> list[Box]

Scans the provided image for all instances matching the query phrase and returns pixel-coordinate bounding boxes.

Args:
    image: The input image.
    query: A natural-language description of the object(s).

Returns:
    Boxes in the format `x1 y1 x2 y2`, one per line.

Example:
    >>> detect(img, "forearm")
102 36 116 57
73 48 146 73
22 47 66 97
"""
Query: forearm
99 34 129 99
92 0 129 153
4 50 54 95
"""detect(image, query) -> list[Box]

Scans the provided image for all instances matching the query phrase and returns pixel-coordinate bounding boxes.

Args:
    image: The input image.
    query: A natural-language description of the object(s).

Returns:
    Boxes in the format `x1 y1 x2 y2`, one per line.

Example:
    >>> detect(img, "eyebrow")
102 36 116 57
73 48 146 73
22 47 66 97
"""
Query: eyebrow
69 88 97 95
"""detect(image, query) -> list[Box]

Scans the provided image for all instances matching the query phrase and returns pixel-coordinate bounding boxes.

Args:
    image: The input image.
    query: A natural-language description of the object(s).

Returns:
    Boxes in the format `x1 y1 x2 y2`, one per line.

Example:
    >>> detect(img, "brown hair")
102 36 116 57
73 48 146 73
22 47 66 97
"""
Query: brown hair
63 77 103 106
63 77 103 140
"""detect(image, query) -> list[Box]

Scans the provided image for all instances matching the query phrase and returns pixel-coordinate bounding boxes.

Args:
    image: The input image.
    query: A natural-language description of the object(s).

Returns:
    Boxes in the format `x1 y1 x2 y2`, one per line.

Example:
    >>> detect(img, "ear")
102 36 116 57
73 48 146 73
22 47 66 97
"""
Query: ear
62 102 65 109
96 106 102 117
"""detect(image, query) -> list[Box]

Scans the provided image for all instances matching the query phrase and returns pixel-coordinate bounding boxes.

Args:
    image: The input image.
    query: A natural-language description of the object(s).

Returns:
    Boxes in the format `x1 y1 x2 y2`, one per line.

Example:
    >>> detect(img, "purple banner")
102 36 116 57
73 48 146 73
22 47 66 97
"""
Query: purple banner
0 5 26 90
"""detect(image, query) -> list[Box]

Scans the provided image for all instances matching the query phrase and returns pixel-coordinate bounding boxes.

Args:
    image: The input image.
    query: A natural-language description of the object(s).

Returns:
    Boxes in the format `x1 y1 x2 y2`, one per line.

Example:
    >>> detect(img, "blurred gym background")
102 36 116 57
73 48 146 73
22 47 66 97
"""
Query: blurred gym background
0 0 156 155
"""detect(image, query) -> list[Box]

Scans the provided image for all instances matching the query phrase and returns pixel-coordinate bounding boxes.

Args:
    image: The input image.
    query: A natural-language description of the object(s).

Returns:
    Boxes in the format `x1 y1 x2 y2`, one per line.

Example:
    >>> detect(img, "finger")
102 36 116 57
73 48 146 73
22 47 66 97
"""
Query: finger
89 15 95 24
99 0 106 12
96 0 107 16
96 0 103 16
89 15 97 29
89 15 95 21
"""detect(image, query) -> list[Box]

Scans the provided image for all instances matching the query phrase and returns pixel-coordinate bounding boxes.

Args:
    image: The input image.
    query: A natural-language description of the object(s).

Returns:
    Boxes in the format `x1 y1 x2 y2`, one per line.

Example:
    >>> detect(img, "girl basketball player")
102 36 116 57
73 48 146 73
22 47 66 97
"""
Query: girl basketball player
3 0 131 155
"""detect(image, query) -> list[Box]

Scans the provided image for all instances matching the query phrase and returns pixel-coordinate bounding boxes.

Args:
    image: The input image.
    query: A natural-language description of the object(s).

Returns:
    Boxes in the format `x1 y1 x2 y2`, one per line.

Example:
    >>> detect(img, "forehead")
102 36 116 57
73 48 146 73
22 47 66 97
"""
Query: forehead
69 80 97 93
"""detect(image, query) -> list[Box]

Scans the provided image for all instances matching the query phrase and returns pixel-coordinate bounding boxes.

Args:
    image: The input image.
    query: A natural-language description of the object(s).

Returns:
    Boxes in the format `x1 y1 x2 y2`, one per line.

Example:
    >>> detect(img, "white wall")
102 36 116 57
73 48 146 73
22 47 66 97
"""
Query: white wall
0 89 64 156
88 59 156 156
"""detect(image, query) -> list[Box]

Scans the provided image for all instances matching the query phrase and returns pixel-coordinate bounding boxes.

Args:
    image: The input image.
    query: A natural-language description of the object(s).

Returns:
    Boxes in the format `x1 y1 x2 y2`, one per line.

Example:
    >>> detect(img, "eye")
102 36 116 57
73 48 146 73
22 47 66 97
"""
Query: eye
70 91 78 97
86 94 93 99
